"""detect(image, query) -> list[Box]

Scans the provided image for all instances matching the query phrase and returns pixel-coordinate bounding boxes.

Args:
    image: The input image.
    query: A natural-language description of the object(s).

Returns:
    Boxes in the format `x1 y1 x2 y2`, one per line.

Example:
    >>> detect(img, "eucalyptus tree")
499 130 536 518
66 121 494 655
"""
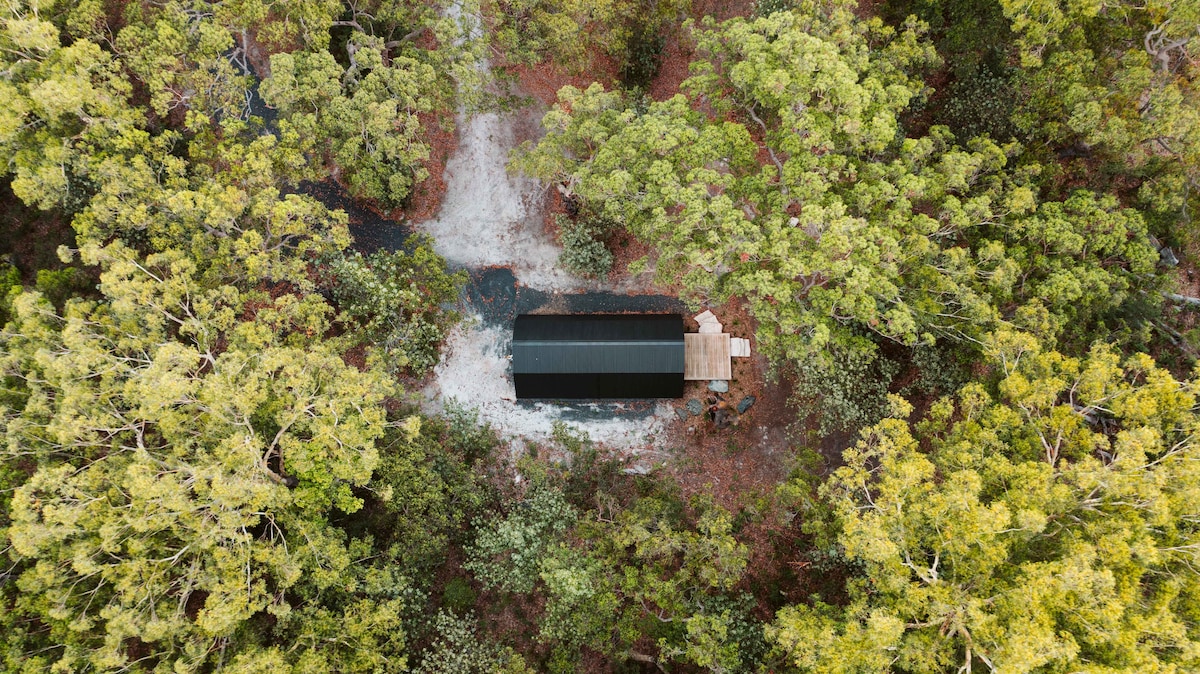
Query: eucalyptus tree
999 0 1200 224
261 0 484 207
771 329 1200 673
0 242 407 670
515 3 1159 424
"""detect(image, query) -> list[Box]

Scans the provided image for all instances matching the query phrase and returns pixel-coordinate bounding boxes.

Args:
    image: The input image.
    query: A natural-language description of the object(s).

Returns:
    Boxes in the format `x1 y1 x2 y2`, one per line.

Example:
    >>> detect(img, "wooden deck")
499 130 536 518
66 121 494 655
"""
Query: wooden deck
684 333 731 380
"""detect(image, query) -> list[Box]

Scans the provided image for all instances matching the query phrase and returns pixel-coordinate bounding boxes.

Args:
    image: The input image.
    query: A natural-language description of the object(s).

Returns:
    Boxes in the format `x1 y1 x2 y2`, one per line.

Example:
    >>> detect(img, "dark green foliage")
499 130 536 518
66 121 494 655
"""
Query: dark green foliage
901 339 973 399
881 0 1013 78
0 259 19 326
415 611 532 673
550 422 629 510
464 478 577 594
443 398 501 463
488 0 685 80
619 26 665 91
320 237 466 374
694 593 771 672
753 0 793 18
941 65 1018 141
556 214 614 278
537 492 751 669
793 342 903 437
34 267 94 313
441 578 477 614
365 415 486 571
883 0 1019 142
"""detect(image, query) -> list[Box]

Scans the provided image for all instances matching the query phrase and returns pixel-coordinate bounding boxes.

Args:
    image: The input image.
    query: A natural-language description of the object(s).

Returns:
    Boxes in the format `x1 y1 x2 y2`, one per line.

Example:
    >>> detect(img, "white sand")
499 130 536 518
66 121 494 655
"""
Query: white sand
415 104 584 292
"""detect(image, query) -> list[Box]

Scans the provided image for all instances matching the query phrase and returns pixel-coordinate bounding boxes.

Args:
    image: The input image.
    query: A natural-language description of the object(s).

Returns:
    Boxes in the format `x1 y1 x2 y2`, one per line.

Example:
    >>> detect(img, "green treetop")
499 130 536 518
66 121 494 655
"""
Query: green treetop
771 328 1200 673
999 0 1200 225
516 4 1159 372
0 242 398 671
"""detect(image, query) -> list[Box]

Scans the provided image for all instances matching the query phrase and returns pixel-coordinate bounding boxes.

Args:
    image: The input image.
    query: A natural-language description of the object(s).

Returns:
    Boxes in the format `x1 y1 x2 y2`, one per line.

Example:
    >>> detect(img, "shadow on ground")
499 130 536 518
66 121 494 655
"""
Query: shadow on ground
465 266 684 328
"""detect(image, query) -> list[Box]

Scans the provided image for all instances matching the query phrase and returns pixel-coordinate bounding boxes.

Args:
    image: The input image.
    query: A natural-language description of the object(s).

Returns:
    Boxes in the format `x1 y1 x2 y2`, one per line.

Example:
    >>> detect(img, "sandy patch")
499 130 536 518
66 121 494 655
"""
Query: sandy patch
414 108 583 292
412 6 680 453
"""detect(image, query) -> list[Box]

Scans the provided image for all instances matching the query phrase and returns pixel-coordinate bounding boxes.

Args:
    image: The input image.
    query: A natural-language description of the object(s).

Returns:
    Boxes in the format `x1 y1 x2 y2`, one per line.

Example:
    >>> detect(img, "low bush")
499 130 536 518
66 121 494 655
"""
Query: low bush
557 214 614 278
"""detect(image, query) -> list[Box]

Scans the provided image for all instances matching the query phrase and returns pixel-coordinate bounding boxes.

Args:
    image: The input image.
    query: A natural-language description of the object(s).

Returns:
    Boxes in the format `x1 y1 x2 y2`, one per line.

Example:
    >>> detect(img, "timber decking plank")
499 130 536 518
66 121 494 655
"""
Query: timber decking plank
684 333 731 380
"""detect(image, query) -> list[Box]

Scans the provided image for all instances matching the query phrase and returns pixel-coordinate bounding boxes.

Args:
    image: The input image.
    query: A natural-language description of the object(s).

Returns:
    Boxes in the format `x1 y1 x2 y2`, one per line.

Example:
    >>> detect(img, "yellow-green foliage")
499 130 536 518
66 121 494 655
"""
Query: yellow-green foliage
1 244 397 670
770 329 1200 673
516 5 1159 375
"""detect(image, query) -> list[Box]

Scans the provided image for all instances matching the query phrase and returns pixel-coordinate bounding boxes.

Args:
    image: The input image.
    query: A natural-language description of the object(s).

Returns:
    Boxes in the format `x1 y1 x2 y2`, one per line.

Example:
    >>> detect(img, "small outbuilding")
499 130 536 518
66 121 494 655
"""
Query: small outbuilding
512 314 685 399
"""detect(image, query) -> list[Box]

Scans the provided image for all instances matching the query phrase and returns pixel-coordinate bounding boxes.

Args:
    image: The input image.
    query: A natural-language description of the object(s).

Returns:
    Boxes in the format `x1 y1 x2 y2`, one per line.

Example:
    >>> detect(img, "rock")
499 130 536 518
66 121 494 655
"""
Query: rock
708 380 729 393
675 407 689 421
737 395 756 414
1160 246 1180 267
694 310 719 325
712 408 735 429
698 322 724 334
686 399 704 416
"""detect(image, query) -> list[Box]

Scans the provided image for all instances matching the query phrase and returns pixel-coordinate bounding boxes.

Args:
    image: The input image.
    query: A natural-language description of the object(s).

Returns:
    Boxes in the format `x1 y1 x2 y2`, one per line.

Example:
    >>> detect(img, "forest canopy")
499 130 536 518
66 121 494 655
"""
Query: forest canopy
1 0 1199 671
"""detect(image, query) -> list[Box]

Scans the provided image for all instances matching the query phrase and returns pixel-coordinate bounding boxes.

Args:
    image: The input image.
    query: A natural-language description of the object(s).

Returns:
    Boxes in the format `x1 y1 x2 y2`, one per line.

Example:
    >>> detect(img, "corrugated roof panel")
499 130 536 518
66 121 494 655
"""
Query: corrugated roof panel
515 373 684 399
512 341 684 374
510 314 685 398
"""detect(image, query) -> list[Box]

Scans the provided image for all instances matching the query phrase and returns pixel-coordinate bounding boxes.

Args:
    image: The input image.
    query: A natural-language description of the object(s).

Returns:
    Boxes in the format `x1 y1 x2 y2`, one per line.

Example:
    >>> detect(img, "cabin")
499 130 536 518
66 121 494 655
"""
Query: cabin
511 313 742 400
512 314 685 399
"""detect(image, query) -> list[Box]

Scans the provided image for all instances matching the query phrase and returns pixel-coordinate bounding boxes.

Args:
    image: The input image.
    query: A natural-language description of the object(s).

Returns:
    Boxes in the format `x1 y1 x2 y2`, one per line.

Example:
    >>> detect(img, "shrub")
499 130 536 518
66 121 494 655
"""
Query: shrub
444 398 500 463
368 417 485 569
415 611 533 674
753 0 793 18
900 340 971 399
441 577 477 614
320 235 465 374
619 28 665 90
0 259 20 325
940 65 1017 141
557 214 614 278
464 483 577 593
793 345 901 437
34 266 93 312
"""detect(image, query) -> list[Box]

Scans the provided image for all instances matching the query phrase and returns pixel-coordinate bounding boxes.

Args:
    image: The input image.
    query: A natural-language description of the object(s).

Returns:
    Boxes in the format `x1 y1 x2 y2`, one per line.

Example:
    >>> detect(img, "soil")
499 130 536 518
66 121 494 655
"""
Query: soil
0 182 76 280
648 33 694 102
413 100 586 291
659 298 798 511
646 0 756 102
501 54 621 107
605 230 660 288
401 111 460 222
854 0 885 20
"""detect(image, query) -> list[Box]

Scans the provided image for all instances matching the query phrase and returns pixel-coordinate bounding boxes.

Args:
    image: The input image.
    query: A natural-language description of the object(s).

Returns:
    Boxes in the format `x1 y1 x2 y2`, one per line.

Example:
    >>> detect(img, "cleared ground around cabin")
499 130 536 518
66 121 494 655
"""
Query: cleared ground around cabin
410 102 688 454
288 27 796 485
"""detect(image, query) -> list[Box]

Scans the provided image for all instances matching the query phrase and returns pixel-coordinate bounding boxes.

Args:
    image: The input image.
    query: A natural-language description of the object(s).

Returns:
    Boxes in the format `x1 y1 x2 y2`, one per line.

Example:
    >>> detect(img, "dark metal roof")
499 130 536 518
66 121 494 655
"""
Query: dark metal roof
514 373 683 399
511 314 684 398
513 341 683 374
